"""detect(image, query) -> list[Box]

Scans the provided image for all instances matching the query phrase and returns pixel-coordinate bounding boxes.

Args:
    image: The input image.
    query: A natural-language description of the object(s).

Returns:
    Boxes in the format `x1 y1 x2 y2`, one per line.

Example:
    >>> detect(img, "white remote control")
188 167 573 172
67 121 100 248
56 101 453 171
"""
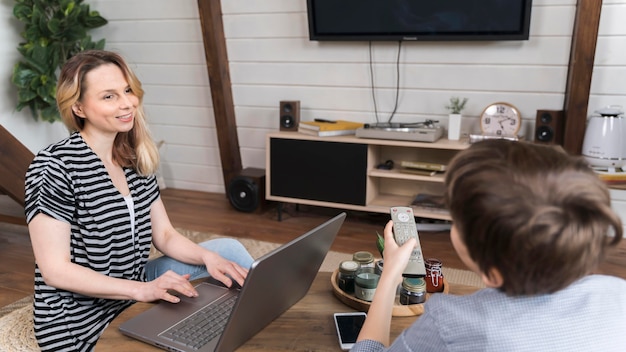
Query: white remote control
390 206 426 277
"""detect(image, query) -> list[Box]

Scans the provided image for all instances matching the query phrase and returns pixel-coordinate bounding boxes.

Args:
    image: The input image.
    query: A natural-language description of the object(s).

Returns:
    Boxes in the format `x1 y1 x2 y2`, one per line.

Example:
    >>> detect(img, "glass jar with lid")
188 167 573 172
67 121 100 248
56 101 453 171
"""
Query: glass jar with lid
375 259 384 275
354 272 380 302
337 260 359 294
425 258 445 293
352 251 375 273
399 277 426 305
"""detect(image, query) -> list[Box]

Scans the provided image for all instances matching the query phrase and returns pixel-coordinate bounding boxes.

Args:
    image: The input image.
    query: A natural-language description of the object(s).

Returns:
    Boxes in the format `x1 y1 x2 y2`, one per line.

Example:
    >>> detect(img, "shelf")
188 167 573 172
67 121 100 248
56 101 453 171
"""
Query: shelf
369 168 445 182
267 132 465 221
366 193 412 209
363 194 451 220
267 132 470 150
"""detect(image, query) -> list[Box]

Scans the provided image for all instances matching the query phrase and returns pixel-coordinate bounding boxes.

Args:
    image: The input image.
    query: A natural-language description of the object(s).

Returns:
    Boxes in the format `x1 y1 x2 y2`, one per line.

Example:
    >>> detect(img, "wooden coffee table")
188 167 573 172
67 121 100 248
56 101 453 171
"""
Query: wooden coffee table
98 271 478 351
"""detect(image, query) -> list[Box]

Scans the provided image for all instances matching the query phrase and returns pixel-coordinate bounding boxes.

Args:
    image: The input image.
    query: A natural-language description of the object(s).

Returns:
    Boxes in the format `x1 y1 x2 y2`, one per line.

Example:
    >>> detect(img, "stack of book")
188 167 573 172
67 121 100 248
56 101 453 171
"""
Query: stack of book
298 120 364 137
399 160 447 176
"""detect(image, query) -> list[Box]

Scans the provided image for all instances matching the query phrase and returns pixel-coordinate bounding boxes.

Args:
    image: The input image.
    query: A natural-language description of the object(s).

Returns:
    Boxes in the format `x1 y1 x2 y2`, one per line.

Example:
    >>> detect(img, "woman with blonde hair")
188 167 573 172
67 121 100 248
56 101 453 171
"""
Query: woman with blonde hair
25 50 253 351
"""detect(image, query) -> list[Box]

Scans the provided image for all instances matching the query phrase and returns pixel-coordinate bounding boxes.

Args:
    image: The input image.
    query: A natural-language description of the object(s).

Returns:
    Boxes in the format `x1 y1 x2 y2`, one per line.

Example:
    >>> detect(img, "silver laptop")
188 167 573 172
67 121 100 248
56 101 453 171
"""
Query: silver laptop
119 212 346 352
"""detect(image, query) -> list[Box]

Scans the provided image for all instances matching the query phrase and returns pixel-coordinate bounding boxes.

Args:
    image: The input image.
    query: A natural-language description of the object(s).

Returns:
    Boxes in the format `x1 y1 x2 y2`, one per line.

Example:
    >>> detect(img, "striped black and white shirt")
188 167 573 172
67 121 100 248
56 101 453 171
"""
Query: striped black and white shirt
25 132 160 351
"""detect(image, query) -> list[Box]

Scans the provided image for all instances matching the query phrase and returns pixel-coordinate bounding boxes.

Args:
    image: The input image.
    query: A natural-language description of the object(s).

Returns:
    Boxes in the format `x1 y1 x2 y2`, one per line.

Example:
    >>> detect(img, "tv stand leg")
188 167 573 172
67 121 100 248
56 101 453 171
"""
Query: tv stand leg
276 203 301 222
277 202 283 221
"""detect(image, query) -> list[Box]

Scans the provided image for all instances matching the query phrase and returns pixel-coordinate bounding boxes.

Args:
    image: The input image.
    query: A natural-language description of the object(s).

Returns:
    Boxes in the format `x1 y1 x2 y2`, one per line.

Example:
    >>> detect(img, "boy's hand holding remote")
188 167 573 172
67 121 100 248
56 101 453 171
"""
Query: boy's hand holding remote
356 220 416 346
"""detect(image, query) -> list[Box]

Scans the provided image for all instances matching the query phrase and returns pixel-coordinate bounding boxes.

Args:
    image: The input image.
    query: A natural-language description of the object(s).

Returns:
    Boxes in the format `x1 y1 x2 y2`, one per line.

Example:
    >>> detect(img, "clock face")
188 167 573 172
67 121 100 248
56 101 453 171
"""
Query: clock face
480 102 521 136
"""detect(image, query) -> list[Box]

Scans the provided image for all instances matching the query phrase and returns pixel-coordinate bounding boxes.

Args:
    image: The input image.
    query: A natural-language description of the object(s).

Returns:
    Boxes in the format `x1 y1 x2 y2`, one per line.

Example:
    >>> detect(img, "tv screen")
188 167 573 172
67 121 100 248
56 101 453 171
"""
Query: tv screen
307 0 533 41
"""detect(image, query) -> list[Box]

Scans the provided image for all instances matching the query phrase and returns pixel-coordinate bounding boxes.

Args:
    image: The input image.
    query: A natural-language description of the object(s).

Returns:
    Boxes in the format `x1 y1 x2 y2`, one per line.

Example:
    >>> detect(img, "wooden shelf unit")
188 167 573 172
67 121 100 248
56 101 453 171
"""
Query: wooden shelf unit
266 132 469 220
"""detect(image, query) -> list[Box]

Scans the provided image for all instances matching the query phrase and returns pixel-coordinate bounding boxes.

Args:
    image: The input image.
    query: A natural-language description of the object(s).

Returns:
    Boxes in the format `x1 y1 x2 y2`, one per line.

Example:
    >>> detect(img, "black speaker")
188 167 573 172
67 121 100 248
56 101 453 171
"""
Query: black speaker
279 100 300 131
534 109 564 145
228 167 266 213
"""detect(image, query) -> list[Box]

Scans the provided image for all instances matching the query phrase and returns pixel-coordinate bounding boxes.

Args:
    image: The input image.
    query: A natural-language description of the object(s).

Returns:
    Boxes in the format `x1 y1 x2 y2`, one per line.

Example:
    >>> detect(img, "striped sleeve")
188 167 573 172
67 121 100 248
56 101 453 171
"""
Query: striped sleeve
25 145 76 224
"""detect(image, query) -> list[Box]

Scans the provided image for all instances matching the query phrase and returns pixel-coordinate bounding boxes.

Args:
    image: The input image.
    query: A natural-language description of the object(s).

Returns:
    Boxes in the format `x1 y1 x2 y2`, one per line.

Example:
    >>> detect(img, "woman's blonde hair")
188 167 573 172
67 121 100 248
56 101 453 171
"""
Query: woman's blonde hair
56 50 159 176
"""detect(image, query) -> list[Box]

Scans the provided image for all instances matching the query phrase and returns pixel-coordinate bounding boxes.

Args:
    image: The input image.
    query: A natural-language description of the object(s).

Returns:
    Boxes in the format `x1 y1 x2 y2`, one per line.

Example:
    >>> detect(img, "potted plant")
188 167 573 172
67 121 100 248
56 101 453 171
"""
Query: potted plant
11 0 108 123
445 97 468 140
445 96 468 115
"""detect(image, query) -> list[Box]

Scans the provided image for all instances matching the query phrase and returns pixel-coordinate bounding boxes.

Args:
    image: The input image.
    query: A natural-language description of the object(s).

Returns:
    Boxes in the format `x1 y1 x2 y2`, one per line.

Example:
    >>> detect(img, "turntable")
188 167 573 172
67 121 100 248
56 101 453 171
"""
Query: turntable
355 120 443 143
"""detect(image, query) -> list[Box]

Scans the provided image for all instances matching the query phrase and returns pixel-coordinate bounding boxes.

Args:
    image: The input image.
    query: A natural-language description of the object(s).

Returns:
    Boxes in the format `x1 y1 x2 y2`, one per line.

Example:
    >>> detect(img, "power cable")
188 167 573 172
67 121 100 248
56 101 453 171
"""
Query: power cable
369 41 402 124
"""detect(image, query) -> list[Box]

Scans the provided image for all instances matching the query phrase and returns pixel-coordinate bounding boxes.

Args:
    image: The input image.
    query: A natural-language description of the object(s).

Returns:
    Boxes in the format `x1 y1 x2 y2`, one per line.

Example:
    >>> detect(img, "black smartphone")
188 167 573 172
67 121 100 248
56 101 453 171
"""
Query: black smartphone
333 312 367 350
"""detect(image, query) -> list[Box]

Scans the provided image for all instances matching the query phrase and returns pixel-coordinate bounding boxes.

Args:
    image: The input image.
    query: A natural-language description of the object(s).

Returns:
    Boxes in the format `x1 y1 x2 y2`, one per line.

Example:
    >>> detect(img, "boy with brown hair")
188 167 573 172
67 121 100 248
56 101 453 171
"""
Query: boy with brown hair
353 139 626 351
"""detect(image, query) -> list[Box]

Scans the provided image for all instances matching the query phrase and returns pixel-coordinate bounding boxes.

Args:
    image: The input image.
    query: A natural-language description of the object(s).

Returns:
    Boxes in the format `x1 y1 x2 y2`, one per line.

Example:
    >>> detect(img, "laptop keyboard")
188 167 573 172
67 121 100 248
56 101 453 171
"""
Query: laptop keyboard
160 294 238 350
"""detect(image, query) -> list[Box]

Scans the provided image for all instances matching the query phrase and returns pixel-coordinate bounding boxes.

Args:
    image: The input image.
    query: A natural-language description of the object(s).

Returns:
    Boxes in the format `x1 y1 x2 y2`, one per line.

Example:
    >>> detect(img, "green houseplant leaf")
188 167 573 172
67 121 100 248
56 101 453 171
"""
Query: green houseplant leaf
445 97 468 115
11 0 108 123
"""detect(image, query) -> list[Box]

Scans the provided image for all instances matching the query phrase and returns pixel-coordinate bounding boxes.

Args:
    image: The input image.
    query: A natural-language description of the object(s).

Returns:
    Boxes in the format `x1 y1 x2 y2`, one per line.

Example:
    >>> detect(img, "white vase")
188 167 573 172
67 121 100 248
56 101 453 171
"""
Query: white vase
448 113 462 140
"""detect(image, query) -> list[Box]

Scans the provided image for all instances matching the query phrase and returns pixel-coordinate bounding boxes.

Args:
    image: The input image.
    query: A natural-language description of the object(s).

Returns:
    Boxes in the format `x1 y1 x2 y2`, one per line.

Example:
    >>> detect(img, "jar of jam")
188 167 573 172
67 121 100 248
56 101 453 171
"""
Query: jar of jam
352 251 375 273
337 260 359 294
354 272 380 302
425 258 444 293
399 277 426 305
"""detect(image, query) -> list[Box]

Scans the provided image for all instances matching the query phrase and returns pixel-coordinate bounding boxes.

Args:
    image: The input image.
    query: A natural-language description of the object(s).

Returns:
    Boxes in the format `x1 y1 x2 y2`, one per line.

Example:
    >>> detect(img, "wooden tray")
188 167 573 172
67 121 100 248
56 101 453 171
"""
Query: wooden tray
330 269 449 316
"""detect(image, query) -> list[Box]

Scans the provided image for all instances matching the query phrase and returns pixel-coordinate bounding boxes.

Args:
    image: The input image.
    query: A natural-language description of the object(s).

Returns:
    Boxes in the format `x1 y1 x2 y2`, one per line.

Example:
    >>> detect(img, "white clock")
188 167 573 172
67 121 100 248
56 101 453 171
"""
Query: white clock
480 102 522 136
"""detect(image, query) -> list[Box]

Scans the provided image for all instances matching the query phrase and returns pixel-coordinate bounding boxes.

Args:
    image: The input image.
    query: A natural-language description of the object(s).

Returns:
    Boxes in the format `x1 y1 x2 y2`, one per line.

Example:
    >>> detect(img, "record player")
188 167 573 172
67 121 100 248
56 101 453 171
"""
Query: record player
355 120 443 143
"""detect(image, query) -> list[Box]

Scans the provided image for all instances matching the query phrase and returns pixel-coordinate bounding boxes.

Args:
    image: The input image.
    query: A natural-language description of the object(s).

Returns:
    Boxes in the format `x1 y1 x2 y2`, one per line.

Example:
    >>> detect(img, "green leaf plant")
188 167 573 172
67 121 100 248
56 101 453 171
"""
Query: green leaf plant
445 97 468 115
11 0 107 123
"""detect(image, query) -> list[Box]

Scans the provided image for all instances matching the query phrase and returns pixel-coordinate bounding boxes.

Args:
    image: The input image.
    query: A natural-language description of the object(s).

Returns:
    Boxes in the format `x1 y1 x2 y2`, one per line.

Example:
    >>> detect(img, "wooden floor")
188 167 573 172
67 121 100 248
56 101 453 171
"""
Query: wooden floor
1 188 625 309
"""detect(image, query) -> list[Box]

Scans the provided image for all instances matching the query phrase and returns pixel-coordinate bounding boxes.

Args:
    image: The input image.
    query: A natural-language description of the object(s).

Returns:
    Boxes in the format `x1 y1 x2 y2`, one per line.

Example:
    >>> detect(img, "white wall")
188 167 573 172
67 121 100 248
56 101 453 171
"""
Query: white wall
88 0 222 192
1 0 625 195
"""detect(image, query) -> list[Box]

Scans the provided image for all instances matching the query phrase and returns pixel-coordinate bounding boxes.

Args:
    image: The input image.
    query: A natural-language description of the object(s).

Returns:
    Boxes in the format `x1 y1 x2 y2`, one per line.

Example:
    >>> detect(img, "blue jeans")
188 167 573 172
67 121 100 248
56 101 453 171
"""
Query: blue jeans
144 238 254 281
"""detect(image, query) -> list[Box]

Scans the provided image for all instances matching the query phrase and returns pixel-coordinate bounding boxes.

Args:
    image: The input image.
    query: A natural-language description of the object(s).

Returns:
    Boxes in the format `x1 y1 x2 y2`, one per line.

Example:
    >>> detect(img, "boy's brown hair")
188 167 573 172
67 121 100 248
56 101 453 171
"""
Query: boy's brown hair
444 139 622 296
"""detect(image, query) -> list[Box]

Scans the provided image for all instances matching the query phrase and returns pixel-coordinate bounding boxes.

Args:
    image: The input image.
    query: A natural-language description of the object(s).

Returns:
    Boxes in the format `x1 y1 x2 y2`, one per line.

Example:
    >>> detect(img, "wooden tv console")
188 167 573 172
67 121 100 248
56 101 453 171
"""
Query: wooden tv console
265 131 469 221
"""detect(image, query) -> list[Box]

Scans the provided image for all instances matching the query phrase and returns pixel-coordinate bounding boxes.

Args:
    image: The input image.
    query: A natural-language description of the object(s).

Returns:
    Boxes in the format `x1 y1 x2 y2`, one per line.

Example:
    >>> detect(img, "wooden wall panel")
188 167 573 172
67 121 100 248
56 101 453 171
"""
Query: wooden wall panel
0 125 34 207
563 0 602 154
197 0 242 187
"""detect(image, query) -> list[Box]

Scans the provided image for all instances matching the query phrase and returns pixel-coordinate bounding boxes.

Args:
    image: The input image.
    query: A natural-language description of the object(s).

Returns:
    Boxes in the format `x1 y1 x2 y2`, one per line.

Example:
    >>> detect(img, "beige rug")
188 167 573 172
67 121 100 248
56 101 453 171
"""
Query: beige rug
0 228 483 351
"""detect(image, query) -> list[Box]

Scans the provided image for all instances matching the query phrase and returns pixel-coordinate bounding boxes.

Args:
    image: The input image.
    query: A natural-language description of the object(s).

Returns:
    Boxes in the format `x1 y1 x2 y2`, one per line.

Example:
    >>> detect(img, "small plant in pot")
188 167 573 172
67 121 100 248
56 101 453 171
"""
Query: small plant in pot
445 97 468 140
11 0 108 123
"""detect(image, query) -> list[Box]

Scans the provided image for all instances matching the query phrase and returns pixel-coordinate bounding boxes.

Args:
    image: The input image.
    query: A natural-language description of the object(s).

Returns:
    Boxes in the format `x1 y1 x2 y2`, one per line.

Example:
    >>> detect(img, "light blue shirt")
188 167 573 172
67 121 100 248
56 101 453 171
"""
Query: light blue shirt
352 275 626 352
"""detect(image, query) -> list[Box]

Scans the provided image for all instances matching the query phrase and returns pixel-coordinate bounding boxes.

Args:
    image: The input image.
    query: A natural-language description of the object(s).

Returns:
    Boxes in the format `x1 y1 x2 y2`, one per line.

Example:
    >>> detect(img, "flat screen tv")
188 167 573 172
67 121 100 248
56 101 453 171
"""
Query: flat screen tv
307 0 533 42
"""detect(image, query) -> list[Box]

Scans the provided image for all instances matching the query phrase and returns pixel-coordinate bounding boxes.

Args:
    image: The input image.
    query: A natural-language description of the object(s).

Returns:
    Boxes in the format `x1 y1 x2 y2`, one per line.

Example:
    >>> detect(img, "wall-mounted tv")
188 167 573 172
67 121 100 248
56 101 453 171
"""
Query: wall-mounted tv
307 0 533 42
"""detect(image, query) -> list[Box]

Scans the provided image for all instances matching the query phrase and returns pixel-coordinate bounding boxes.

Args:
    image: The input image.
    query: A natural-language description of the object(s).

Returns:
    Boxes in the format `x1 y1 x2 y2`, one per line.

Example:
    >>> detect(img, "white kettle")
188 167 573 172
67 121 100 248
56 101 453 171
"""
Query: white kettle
582 105 626 171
